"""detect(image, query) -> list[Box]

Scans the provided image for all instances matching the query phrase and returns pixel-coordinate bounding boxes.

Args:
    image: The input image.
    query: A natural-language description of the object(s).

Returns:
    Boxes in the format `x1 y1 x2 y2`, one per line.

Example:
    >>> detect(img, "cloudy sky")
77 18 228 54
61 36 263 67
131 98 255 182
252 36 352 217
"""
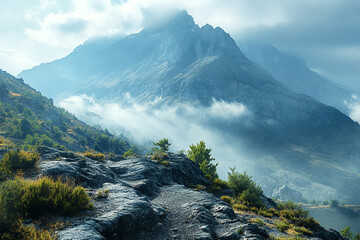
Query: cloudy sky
0 0 359 90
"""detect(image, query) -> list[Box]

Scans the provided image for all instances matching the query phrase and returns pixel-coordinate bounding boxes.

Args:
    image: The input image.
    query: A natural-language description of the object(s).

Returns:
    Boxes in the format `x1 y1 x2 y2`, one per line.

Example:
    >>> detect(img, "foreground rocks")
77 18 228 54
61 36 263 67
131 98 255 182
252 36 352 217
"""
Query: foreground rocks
35 147 343 240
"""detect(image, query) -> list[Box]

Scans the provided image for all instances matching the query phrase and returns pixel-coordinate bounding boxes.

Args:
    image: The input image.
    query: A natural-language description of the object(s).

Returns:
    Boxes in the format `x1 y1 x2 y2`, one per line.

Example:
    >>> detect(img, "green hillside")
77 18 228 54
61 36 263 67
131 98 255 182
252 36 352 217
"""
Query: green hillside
0 69 130 154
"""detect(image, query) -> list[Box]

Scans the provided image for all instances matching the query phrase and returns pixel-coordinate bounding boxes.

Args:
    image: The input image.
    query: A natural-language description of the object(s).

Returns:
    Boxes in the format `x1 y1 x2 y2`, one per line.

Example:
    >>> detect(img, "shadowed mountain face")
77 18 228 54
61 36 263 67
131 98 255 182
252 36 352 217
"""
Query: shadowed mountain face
239 43 356 115
19 11 360 203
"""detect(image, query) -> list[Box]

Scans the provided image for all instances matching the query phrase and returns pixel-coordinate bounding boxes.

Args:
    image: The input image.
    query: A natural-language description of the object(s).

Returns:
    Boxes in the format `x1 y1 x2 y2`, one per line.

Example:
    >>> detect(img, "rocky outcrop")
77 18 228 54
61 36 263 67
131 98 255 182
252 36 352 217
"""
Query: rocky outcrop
35 147 343 240
272 185 306 203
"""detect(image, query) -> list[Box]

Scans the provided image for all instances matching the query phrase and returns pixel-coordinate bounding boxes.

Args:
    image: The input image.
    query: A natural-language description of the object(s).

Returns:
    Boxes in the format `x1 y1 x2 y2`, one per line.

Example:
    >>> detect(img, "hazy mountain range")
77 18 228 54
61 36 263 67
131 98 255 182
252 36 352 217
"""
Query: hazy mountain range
239 42 356 115
18 11 360 203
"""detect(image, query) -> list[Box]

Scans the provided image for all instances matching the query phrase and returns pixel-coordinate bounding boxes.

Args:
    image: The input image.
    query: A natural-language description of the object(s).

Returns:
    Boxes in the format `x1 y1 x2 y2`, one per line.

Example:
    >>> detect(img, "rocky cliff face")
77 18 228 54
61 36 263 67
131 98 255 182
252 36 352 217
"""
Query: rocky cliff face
33 146 343 240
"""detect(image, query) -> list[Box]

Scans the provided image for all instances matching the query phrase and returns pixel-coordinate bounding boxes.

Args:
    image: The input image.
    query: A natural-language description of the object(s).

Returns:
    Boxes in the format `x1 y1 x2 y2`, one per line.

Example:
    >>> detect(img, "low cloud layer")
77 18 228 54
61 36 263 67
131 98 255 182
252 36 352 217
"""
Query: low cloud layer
58 94 252 177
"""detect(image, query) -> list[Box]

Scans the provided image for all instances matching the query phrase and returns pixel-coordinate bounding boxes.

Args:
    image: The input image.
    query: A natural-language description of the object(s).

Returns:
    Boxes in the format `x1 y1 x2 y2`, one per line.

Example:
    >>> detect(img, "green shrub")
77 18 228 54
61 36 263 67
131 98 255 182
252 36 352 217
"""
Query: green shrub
0 150 39 171
5 222 58 240
233 204 249 211
227 168 263 208
268 208 278 217
294 226 313 236
276 201 319 230
221 196 234 205
194 184 206 191
258 209 273 218
296 217 319 229
207 178 228 195
95 189 110 199
250 207 258 214
237 227 244 235
276 220 292 232
254 218 265 227
160 160 170 167
151 151 169 161
84 152 105 161
0 177 92 229
123 148 136 158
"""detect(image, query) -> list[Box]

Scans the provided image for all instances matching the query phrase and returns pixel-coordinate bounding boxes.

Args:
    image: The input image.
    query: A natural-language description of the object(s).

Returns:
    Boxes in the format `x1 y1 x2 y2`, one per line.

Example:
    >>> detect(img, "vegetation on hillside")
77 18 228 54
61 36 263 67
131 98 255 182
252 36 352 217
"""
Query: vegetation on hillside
0 176 91 239
0 72 130 154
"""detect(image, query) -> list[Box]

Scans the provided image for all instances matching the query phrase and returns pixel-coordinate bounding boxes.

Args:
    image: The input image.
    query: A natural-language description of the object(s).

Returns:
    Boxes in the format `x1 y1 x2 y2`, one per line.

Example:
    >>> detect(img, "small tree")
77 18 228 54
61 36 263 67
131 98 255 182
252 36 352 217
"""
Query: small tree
0 83 9 97
340 226 353 239
187 141 218 181
354 233 360 240
153 138 171 152
20 119 32 136
330 199 339 208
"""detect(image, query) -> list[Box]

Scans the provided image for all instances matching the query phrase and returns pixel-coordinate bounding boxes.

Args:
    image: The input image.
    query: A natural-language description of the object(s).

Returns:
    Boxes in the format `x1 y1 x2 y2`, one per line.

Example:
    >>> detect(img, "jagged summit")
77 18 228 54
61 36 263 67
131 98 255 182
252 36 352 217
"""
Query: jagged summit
18 11 360 204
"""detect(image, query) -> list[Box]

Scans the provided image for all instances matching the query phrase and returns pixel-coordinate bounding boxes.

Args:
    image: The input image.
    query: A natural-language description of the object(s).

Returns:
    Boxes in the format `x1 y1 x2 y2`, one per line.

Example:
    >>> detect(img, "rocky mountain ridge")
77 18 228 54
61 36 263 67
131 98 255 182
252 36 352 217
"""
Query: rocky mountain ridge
33 146 343 240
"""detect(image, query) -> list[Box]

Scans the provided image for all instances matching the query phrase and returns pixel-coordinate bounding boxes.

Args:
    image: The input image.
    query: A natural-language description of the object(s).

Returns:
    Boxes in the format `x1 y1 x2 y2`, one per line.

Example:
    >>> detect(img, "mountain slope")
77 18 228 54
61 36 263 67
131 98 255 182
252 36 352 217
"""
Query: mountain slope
18 11 360 203
19 11 359 139
239 43 355 115
0 69 130 154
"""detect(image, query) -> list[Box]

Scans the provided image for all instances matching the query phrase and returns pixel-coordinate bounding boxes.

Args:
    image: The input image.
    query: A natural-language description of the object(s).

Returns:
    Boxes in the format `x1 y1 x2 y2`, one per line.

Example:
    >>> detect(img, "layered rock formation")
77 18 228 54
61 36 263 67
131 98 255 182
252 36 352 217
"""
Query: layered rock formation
33 147 343 240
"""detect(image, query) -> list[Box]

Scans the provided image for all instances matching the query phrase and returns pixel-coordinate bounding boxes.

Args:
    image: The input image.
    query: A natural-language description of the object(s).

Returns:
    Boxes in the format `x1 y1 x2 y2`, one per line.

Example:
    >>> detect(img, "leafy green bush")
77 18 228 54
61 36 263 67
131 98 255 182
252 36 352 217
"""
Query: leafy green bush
254 218 265 227
258 209 273 218
2 222 58 240
277 201 319 230
95 189 110 199
232 204 249 211
0 150 39 171
187 141 218 182
151 151 169 161
276 220 292 232
84 152 105 161
237 227 244 235
0 177 92 230
221 196 234 205
294 226 313 236
194 184 206 191
207 178 228 195
123 148 136 157
250 207 258 214
227 168 263 207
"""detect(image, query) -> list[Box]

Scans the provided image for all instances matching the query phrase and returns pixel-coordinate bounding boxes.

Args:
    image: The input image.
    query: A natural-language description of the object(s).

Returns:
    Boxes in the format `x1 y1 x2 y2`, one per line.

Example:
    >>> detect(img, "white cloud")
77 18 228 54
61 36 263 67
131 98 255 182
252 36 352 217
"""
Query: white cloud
58 94 252 177
209 99 248 119
348 102 360 123
23 0 290 49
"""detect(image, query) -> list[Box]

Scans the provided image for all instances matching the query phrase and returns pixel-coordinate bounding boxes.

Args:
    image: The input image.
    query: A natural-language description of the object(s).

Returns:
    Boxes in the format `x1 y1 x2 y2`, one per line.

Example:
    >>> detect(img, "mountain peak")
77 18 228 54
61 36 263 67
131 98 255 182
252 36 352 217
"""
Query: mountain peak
171 10 195 25
144 10 197 33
